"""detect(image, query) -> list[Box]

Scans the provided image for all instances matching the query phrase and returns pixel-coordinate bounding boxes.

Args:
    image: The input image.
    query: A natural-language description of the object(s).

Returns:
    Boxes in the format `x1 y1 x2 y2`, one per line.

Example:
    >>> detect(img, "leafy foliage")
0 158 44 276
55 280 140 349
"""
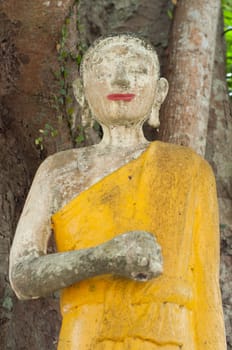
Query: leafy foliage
222 0 232 97
35 124 58 150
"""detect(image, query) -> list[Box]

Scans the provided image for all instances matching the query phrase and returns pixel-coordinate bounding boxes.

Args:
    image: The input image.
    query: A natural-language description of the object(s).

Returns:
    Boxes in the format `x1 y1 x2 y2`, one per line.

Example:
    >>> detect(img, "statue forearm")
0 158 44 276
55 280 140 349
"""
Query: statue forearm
10 247 108 299
10 231 162 300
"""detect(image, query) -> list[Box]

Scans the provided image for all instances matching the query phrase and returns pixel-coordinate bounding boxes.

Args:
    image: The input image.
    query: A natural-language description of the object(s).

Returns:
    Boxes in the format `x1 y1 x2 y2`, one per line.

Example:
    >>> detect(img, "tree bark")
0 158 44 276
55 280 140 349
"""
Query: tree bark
159 0 221 156
0 1 75 348
205 14 232 349
1 1 73 171
158 3 232 345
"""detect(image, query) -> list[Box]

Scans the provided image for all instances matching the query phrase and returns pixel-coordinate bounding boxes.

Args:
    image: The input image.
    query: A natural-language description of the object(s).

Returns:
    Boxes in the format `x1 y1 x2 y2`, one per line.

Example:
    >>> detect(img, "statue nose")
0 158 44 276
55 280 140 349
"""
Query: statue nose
111 68 130 89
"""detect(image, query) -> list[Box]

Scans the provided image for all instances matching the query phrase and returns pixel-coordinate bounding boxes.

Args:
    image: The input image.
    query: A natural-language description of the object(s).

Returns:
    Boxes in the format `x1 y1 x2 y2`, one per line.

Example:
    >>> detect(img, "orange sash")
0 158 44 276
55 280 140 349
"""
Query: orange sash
52 141 225 349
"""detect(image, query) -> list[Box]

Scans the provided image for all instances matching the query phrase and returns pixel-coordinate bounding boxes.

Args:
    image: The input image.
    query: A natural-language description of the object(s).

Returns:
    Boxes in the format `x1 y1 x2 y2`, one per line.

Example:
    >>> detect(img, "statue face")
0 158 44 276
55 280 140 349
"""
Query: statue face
83 37 159 127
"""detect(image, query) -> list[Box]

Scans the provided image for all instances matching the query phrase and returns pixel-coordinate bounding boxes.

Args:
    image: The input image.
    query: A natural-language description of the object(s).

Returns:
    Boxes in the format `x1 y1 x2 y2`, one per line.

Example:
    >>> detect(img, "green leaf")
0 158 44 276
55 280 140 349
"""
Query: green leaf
45 123 51 129
51 130 58 137
167 9 173 19
2 296 13 311
63 69 68 78
67 107 74 115
58 97 64 105
76 54 82 66
54 70 61 79
222 0 232 98
60 88 67 96
75 133 85 144
60 79 65 88
61 25 67 39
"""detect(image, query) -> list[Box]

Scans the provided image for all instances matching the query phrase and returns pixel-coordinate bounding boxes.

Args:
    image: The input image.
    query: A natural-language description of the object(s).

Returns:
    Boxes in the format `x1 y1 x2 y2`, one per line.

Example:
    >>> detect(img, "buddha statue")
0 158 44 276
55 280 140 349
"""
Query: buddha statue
9 34 226 349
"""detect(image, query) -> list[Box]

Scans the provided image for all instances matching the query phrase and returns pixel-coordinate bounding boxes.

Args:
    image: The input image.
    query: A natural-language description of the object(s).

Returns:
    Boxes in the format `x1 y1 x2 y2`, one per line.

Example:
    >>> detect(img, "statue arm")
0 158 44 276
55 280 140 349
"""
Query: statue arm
193 159 226 349
9 157 162 300
10 231 162 300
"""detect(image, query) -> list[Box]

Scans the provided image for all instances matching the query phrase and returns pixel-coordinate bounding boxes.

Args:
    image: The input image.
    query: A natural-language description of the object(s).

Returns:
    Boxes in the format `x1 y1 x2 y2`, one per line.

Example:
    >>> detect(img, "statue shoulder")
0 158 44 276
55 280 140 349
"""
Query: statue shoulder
150 141 213 175
35 148 82 179
154 141 205 160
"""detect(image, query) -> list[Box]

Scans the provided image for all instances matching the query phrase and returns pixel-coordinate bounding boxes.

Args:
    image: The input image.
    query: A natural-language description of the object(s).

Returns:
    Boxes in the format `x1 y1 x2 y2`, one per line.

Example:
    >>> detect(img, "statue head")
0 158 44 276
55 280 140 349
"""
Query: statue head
73 34 168 130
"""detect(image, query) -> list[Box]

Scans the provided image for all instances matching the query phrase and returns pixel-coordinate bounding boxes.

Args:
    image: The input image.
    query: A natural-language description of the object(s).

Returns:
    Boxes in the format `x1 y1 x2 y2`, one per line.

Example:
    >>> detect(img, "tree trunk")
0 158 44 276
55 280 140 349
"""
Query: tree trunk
159 0 221 156
158 3 232 346
205 14 232 349
0 1 74 348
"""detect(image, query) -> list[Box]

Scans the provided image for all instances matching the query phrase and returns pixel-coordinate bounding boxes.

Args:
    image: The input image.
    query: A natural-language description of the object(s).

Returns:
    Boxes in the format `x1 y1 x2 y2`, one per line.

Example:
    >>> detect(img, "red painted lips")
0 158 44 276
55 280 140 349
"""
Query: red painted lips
107 94 135 101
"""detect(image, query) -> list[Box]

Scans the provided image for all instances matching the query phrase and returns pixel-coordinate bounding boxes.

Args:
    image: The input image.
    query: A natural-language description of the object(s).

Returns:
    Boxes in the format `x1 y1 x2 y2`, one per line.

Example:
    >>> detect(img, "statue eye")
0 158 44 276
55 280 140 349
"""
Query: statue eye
95 70 112 80
129 67 148 75
95 72 105 80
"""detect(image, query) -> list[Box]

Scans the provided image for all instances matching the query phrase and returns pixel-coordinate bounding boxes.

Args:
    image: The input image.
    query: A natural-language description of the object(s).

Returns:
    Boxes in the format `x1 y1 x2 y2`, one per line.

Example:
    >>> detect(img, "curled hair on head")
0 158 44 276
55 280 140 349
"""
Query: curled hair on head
80 32 160 78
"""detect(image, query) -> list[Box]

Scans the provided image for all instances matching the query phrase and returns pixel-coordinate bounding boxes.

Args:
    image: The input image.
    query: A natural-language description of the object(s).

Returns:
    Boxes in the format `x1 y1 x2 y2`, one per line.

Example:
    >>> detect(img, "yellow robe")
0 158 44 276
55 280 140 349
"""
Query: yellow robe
52 141 226 350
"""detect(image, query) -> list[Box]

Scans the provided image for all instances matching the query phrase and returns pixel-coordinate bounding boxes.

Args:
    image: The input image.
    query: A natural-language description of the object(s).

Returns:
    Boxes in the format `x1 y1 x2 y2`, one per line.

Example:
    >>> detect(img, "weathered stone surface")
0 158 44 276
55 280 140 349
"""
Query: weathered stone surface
11 231 162 299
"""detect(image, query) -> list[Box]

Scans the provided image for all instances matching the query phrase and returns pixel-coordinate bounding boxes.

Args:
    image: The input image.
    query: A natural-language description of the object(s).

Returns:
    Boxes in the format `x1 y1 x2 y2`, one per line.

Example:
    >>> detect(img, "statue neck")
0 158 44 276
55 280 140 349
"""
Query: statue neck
100 124 148 149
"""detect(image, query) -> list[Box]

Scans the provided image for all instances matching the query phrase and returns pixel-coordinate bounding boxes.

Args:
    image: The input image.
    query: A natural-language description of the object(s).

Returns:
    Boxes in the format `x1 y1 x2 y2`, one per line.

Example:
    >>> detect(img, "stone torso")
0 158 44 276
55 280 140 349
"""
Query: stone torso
52 142 201 349
48 143 148 213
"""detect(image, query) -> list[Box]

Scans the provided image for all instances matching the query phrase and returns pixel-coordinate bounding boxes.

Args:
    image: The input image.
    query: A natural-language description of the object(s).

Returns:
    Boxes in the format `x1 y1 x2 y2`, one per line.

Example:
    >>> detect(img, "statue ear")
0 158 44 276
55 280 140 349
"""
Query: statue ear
72 77 85 107
147 78 168 128
147 105 160 128
157 77 169 104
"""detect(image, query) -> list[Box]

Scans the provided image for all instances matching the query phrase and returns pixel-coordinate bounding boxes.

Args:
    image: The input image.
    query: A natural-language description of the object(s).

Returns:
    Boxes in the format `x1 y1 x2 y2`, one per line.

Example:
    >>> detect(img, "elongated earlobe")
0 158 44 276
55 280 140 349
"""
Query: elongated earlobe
157 77 169 104
73 78 85 107
147 104 160 128
147 78 168 128
72 77 95 128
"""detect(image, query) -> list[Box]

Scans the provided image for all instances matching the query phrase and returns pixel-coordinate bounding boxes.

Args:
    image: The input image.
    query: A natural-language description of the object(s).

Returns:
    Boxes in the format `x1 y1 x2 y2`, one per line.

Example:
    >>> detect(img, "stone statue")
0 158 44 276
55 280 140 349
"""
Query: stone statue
9 34 226 349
